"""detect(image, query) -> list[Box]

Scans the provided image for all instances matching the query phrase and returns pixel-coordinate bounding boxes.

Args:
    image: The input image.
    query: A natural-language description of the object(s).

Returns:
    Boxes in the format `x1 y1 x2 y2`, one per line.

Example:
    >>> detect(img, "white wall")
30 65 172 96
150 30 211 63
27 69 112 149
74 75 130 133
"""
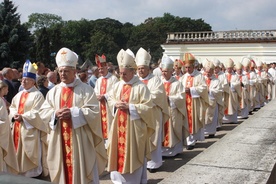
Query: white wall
161 42 276 64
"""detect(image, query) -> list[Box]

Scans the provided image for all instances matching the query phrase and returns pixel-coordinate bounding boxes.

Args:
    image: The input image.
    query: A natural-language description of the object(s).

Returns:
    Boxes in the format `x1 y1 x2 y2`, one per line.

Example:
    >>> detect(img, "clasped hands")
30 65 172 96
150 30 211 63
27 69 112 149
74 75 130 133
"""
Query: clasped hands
97 95 105 102
13 114 23 122
115 100 129 110
185 87 190 94
55 107 71 120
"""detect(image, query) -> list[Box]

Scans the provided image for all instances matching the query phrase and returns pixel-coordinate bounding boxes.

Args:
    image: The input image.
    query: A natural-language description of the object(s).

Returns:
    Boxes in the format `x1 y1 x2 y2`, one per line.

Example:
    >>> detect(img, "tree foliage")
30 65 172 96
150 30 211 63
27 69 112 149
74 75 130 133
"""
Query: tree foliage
26 13 63 30
127 13 212 62
0 0 32 69
36 27 50 63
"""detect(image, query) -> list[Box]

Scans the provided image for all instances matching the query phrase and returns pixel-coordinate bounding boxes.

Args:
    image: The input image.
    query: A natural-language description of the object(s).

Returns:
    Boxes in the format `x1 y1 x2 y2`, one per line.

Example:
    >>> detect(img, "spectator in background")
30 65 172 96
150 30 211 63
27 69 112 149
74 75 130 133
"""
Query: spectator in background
47 71 57 89
12 68 21 92
43 67 51 76
88 65 99 88
78 68 88 83
37 75 49 98
36 62 45 78
2 67 16 104
107 61 114 73
17 68 23 79
87 68 93 79
0 71 3 80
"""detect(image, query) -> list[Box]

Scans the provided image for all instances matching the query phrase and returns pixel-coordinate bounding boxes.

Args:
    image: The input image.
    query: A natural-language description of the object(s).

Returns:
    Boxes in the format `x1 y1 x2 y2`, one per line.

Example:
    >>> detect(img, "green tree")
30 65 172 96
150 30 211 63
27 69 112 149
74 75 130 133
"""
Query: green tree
25 13 64 66
60 19 92 57
36 27 50 63
128 13 212 63
84 18 128 64
0 0 32 68
83 30 120 64
26 13 63 30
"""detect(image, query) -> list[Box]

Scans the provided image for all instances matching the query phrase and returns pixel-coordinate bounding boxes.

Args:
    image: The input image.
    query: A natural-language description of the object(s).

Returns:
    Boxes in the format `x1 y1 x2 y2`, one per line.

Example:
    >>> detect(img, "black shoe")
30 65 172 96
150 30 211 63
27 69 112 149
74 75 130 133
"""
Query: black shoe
186 145 194 150
253 108 260 111
147 168 157 173
208 134 215 138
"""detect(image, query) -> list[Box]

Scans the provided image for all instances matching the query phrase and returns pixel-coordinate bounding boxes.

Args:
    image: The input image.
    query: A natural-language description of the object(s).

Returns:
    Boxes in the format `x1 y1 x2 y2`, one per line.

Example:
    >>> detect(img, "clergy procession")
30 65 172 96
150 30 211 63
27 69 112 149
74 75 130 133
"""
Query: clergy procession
0 46 275 184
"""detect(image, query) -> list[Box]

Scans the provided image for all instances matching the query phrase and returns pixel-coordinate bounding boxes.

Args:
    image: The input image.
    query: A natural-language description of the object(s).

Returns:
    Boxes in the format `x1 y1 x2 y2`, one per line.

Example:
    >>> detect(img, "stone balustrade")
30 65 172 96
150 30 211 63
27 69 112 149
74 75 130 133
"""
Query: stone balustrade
166 30 276 43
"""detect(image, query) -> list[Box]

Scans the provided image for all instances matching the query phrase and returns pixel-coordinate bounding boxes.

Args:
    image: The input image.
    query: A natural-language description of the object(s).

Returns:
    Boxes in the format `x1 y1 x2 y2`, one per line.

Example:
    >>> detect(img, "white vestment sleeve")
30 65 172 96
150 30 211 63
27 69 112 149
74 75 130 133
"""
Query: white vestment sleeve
104 94 109 101
70 107 87 129
209 90 215 100
190 87 200 98
23 119 34 129
129 104 141 120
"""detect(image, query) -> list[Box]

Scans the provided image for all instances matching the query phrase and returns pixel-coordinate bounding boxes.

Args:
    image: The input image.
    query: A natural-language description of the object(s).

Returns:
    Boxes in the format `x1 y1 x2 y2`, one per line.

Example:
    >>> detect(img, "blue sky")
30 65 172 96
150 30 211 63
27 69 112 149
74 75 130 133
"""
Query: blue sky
13 0 276 31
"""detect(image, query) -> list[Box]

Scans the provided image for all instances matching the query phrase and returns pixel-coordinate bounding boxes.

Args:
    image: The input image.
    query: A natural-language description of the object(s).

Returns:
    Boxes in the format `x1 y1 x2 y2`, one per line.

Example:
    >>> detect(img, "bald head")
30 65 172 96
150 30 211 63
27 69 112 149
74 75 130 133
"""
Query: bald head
2 68 13 80
47 71 57 84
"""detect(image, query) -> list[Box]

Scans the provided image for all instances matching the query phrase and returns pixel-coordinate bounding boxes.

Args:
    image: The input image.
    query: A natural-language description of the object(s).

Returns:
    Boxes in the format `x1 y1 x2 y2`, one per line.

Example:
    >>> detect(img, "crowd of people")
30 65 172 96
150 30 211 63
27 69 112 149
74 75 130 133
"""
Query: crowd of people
0 46 275 184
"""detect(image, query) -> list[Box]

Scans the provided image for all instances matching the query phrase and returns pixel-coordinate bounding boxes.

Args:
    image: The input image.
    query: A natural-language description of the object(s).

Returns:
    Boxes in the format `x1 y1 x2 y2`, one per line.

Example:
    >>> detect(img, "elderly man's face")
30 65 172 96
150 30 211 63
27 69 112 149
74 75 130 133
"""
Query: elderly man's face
226 67 233 73
205 68 214 78
174 66 182 75
214 66 220 74
137 65 150 79
58 66 76 84
98 66 108 77
236 68 242 75
21 77 35 90
119 68 135 82
161 68 173 81
185 64 194 74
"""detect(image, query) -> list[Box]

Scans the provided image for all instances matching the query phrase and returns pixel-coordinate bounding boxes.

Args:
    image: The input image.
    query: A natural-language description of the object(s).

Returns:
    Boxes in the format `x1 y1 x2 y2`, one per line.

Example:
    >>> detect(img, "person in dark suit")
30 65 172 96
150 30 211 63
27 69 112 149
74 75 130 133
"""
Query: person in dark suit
12 68 21 92
2 68 16 103
36 75 49 98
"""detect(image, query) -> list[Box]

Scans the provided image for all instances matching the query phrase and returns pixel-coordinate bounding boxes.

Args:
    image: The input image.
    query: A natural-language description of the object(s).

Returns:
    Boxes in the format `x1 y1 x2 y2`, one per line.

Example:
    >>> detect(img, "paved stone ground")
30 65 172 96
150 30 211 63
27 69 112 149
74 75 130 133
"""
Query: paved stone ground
99 113 253 184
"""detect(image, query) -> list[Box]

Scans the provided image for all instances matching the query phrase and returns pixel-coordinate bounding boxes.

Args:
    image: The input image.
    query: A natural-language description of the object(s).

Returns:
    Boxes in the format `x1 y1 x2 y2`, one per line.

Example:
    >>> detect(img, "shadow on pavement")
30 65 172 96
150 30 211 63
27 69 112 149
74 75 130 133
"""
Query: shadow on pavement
99 120 244 183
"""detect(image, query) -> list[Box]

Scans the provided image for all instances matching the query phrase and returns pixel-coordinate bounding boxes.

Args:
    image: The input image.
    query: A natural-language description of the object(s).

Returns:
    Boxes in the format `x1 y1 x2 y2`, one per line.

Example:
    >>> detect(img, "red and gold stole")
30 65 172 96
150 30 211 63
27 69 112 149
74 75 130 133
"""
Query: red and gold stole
227 73 232 83
239 75 242 82
162 82 171 147
246 72 250 80
100 78 108 139
60 87 74 184
117 84 131 173
186 76 194 134
14 91 29 152
141 79 148 85
206 78 211 88
224 73 232 115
